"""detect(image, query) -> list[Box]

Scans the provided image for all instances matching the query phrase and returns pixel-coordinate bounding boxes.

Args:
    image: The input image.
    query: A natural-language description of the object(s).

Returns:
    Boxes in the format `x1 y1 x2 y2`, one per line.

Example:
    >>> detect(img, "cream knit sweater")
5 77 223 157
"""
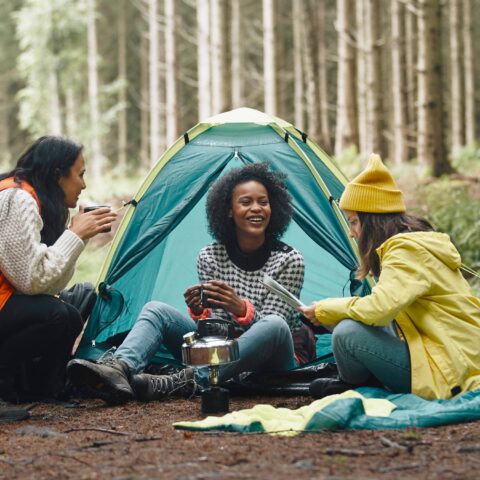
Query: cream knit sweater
0 188 85 296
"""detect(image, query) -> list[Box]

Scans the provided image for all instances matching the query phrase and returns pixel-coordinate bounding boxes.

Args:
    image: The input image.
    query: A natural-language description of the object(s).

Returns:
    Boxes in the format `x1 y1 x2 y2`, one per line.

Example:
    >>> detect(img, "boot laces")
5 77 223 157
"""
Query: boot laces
148 369 196 396
97 347 120 368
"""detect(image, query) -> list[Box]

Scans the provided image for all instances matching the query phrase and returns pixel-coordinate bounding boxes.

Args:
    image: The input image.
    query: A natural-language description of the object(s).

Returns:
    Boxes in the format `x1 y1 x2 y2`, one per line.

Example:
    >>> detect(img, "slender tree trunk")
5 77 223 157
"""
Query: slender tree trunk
263 0 276 115
317 0 331 151
463 0 475 145
197 0 211 119
364 0 382 155
391 0 408 165
49 71 62 135
65 87 78 138
450 0 464 154
118 0 128 169
140 32 149 169
293 0 304 129
417 0 450 176
356 0 367 154
405 2 417 159
230 0 242 108
149 0 160 166
165 0 178 146
301 6 318 138
210 0 224 114
335 0 358 156
0 73 11 164
87 0 103 178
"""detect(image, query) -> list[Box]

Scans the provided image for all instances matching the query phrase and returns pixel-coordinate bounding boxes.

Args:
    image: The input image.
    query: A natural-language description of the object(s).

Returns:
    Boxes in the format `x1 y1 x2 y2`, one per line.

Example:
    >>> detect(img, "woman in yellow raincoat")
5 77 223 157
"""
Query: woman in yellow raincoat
300 154 480 400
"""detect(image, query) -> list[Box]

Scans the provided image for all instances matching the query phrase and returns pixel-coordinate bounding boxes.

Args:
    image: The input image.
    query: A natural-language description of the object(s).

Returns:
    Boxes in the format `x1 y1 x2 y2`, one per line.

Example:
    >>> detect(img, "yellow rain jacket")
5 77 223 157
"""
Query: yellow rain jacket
314 232 480 400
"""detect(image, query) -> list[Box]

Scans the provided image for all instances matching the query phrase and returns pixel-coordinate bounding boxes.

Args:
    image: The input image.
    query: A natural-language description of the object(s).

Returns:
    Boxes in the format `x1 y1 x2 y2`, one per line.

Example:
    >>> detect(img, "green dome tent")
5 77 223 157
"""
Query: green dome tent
77 108 370 363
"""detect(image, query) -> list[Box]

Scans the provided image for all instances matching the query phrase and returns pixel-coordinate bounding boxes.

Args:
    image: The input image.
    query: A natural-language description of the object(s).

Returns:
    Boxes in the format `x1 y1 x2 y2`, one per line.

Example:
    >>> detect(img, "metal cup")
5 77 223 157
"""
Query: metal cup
84 205 112 232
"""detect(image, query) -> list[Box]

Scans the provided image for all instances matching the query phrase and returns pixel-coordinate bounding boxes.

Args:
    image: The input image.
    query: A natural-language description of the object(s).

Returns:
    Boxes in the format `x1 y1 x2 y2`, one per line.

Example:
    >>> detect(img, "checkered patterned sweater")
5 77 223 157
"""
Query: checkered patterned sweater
197 241 305 332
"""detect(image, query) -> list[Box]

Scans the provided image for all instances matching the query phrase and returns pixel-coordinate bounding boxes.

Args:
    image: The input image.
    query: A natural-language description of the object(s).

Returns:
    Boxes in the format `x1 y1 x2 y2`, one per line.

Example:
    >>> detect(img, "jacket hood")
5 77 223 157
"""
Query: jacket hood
378 232 461 270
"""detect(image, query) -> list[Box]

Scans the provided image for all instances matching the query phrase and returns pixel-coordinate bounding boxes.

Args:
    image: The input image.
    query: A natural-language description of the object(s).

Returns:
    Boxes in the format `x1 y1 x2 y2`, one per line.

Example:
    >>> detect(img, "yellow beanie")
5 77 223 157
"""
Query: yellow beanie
339 153 406 213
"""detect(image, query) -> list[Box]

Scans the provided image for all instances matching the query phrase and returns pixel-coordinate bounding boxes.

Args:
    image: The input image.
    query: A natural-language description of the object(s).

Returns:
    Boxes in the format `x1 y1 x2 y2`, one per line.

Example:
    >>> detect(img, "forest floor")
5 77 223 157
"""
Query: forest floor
1 393 479 480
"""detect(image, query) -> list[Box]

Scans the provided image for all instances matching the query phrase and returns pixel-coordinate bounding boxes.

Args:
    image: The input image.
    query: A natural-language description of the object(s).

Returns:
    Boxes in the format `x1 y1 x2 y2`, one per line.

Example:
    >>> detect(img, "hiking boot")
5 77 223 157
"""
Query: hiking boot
67 350 134 405
0 400 30 423
309 376 357 399
131 367 199 401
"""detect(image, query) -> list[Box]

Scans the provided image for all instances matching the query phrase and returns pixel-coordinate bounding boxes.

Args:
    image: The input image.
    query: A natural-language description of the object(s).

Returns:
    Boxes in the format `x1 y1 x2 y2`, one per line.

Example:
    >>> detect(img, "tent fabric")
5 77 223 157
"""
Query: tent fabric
173 388 480 436
77 108 369 361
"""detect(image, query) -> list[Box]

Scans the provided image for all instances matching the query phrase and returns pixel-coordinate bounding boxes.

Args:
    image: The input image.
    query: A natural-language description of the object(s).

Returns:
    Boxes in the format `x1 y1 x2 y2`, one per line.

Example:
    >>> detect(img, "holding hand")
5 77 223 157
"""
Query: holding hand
70 207 117 241
298 303 319 324
183 284 203 316
200 280 246 318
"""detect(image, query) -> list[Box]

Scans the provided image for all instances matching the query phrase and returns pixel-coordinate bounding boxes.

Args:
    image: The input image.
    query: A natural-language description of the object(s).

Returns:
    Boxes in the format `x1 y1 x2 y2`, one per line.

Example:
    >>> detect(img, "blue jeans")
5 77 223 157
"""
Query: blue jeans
332 319 411 393
114 301 296 388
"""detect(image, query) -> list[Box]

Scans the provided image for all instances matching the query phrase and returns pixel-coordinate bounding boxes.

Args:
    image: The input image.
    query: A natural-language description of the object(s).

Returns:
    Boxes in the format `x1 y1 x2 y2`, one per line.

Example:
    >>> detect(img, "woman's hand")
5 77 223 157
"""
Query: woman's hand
298 303 319 324
69 207 117 241
183 284 204 316
201 280 246 317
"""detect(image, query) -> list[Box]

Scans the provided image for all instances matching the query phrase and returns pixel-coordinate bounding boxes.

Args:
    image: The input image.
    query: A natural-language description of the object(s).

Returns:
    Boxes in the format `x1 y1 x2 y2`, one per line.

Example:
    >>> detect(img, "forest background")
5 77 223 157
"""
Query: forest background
0 0 479 293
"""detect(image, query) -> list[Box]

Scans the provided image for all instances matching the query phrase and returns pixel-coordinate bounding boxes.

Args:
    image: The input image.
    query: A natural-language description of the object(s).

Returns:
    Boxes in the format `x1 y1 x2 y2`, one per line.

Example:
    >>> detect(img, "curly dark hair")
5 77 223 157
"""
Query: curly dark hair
206 162 293 244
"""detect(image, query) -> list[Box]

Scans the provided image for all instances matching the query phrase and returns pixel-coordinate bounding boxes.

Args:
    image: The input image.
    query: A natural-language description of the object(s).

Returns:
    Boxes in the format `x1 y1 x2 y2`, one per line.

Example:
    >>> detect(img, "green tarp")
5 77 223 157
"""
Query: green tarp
174 388 480 435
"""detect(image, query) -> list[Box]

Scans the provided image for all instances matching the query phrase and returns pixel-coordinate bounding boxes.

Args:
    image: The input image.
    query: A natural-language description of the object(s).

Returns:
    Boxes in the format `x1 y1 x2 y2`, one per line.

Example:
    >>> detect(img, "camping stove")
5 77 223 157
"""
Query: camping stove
182 319 239 415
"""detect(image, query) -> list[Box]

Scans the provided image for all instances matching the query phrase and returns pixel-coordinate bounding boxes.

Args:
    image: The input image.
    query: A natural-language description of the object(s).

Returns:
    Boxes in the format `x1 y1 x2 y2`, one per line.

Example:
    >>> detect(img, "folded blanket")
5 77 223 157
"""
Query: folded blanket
174 387 480 436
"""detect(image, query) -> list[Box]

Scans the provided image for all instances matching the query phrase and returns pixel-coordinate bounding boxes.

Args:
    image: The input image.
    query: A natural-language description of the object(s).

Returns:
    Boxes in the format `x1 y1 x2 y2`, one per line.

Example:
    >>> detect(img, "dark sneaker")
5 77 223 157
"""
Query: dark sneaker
309 376 357 399
67 350 134 405
0 401 30 423
131 367 199 401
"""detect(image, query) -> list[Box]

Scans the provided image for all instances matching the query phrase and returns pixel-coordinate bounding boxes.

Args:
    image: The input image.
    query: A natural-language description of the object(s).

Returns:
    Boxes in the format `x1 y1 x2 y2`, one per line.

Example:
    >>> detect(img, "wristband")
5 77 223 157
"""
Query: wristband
187 306 212 321
233 299 255 326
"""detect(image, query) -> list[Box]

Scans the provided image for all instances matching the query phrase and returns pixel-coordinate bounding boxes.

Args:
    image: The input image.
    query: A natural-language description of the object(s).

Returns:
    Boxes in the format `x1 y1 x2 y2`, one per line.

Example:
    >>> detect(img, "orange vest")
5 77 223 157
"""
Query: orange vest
0 177 41 310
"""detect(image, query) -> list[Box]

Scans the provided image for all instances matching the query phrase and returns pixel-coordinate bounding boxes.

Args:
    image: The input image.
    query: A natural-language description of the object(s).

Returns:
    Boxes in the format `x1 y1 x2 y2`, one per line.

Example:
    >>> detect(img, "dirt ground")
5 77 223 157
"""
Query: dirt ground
1 394 479 480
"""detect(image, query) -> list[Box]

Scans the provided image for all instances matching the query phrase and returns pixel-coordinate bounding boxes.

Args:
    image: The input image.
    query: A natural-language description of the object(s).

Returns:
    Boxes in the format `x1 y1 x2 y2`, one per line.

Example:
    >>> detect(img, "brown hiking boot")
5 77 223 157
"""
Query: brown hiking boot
131 367 199 401
67 349 134 405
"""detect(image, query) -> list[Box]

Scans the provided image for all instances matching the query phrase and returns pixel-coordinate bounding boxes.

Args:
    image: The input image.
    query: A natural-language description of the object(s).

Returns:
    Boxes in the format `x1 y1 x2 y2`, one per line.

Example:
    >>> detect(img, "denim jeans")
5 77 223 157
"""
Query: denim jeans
332 319 411 393
114 301 295 387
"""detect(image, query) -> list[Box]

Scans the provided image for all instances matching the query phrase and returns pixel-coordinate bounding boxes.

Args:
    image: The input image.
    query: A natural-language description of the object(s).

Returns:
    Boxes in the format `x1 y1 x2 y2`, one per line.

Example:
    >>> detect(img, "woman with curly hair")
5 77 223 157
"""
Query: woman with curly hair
68 162 315 403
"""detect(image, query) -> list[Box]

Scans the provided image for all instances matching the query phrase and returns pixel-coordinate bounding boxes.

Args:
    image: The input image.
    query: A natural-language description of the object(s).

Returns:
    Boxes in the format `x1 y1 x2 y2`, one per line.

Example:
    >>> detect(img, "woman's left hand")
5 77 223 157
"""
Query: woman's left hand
298 303 318 324
201 280 246 317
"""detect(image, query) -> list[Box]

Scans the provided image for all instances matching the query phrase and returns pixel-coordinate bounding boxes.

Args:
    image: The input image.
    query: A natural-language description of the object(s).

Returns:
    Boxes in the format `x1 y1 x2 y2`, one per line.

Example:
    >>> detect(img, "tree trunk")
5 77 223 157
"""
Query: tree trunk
0 73 11 164
87 0 103 178
405 1 417 159
65 87 78 139
316 0 331 151
230 0 242 108
450 0 464 154
263 0 276 115
417 0 450 176
197 0 211 120
463 0 475 145
356 0 367 154
165 0 178 146
117 0 128 169
391 0 408 165
210 0 224 114
149 0 160 166
140 32 150 169
335 0 358 156
48 71 62 135
293 0 304 129
364 0 383 155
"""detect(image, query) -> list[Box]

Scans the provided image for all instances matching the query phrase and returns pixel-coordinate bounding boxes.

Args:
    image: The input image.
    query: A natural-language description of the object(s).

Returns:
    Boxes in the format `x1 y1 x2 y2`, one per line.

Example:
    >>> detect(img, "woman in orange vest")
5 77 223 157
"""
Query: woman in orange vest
0 136 117 402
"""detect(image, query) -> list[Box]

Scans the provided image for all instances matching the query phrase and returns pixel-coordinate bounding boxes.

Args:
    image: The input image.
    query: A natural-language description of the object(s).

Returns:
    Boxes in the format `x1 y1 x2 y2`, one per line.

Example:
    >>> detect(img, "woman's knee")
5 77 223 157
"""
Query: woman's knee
332 319 363 350
257 314 291 338
137 301 180 327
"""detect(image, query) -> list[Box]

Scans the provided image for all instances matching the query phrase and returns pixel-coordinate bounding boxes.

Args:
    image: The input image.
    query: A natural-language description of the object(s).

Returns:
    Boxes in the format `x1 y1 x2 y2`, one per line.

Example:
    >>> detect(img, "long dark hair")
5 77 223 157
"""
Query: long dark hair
0 136 83 245
356 212 434 278
206 162 293 245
